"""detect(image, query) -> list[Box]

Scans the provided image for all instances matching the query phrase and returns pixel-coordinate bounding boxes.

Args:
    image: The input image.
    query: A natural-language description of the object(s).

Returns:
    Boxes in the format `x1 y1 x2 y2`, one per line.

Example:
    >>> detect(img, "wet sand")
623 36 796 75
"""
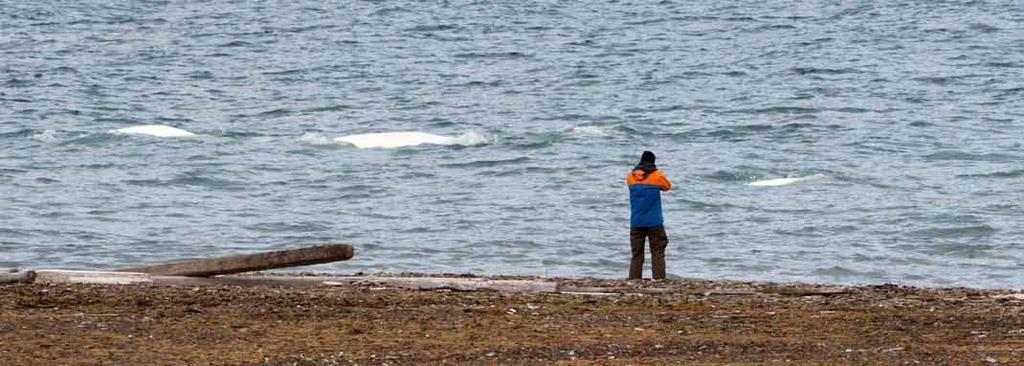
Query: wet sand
2 275 1024 365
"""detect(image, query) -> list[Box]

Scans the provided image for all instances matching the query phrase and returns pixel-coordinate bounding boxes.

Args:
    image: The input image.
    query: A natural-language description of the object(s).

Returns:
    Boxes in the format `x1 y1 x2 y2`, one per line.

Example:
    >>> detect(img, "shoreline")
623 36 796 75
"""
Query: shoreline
10 266 1020 291
3 272 1024 365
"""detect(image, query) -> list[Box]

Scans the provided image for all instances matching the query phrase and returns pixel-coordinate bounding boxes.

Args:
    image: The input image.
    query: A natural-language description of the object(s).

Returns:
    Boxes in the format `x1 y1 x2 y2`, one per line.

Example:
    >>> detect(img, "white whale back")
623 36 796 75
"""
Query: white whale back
749 174 825 187
109 125 195 138
333 131 459 148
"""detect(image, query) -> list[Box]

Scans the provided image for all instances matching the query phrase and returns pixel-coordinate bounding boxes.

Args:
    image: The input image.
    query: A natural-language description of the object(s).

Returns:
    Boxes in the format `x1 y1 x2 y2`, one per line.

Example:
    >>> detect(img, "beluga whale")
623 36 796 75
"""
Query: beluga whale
109 125 196 138
749 174 825 187
333 131 481 149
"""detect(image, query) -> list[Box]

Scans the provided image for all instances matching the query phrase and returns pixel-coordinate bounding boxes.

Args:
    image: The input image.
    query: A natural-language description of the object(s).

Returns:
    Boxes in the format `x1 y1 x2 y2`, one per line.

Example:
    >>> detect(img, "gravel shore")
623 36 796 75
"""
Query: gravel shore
3 274 1023 365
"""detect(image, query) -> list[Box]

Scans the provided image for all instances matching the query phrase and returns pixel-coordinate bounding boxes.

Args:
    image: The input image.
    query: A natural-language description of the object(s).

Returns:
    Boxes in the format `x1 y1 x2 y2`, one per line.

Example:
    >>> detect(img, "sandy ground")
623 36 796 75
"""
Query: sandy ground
3 275 1024 365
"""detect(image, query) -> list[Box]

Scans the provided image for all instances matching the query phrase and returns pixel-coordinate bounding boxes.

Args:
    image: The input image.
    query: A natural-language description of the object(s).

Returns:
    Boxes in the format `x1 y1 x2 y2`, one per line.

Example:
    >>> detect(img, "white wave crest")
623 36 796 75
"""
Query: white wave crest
299 132 336 145
749 174 826 187
569 125 610 136
31 129 60 142
109 125 195 138
329 131 491 149
449 131 492 146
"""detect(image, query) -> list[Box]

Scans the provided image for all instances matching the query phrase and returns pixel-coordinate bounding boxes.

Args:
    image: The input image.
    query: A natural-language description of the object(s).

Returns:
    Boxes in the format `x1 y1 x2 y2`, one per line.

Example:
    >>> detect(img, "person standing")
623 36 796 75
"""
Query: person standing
626 151 672 280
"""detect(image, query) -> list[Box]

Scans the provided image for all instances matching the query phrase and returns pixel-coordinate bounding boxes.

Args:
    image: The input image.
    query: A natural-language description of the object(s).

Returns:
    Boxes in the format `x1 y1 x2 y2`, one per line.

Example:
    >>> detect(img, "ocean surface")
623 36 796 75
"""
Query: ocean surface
2 1 1022 288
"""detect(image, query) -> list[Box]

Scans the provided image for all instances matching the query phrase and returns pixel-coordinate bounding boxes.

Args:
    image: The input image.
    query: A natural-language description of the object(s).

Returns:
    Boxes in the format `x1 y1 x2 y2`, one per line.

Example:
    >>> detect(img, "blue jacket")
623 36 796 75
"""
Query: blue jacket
626 167 672 228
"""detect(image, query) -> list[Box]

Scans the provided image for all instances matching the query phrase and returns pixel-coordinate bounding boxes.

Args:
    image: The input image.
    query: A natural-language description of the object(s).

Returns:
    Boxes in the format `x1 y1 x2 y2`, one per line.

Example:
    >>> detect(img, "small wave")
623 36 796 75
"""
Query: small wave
403 24 459 32
244 221 333 233
63 132 125 146
299 132 335 146
509 131 565 149
262 68 307 76
913 76 963 86
255 108 292 118
983 61 1021 68
956 169 1024 179
4 78 35 88
781 122 827 130
450 131 492 146
752 24 797 31
912 225 997 240
17 129 91 144
726 106 820 115
791 67 862 75
921 242 998 258
31 129 61 142
923 151 1017 162
702 170 756 182
186 70 215 80
52 66 79 74
773 226 825 238
442 156 530 169
968 23 1000 33
372 6 410 16
454 52 531 59
304 104 354 113
749 174 825 187
123 173 244 191
0 168 28 175
569 125 611 136
833 107 872 113
622 105 690 113
810 266 872 278
0 129 35 139
206 130 265 139
218 40 254 47
304 131 491 149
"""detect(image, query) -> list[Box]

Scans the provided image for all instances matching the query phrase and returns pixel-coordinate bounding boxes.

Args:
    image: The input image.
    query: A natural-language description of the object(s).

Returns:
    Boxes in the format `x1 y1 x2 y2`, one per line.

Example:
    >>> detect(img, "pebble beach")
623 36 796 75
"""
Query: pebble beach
3 274 1024 365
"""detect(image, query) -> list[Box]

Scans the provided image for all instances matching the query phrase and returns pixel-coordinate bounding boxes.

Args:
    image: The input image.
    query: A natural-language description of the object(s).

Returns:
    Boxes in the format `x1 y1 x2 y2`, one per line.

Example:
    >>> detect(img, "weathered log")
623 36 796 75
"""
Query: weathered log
0 270 35 284
116 243 354 277
34 270 151 285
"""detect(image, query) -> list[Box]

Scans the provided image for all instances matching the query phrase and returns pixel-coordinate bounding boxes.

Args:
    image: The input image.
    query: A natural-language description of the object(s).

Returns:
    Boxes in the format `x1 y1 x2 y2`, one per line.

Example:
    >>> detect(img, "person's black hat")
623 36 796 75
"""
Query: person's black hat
640 151 656 163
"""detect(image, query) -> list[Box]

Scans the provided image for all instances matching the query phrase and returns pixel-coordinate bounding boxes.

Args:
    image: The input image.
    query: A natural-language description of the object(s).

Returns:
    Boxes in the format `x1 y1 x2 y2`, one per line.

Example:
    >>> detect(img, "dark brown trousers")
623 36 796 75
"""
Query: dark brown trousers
629 225 668 279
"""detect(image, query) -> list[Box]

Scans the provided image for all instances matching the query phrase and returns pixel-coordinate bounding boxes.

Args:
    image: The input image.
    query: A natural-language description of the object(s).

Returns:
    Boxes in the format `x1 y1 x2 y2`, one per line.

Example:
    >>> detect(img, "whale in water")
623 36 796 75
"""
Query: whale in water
109 125 195 138
749 174 825 187
333 131 478 149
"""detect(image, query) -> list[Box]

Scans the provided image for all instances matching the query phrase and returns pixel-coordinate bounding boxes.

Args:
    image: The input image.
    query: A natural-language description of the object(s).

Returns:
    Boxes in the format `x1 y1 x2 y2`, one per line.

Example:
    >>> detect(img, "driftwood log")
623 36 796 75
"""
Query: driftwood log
116 243 354 277
34 270 151 285
0 270 35 284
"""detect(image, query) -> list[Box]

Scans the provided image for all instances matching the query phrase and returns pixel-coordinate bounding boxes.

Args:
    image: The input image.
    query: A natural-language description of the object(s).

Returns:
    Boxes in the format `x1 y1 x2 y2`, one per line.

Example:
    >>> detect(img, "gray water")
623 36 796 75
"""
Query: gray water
2 1 1023 288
